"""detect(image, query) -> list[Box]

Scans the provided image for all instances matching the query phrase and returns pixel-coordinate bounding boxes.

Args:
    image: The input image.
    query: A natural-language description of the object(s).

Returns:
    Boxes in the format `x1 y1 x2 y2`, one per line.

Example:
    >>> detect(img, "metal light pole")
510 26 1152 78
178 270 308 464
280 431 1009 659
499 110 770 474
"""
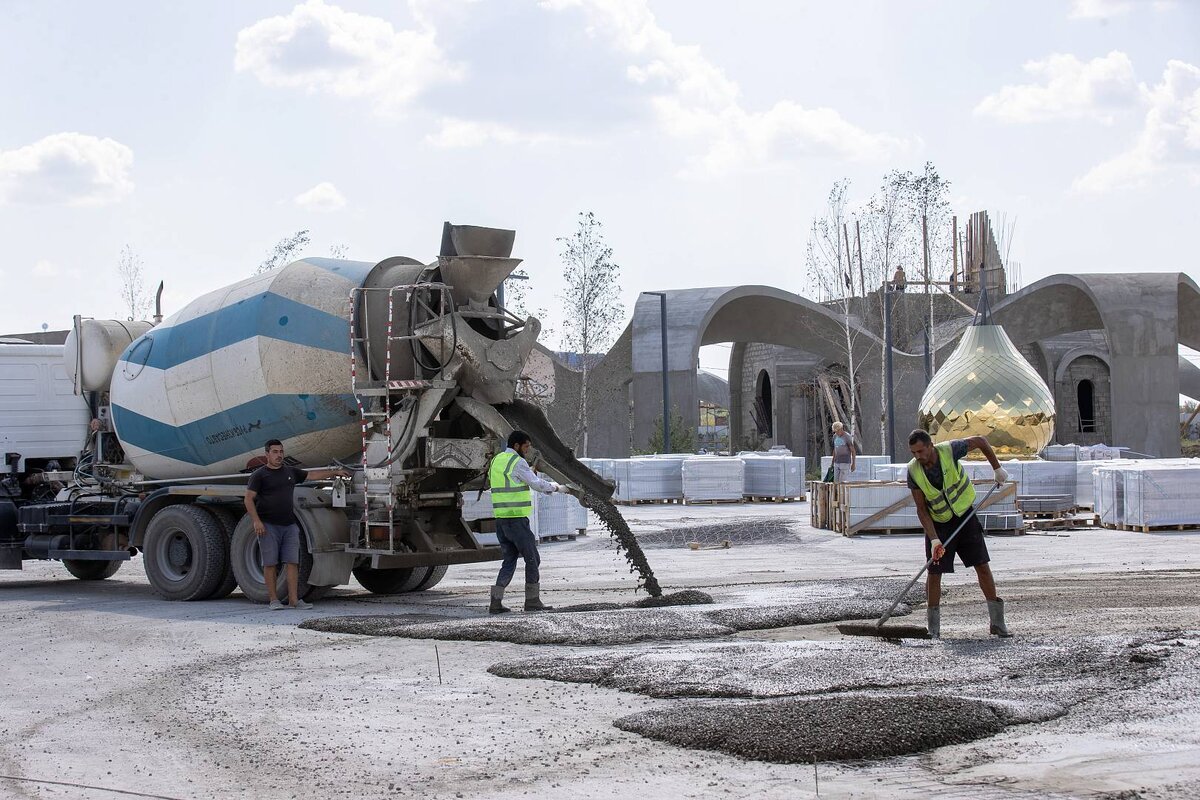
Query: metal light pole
642 292 670 453
883 282 897 463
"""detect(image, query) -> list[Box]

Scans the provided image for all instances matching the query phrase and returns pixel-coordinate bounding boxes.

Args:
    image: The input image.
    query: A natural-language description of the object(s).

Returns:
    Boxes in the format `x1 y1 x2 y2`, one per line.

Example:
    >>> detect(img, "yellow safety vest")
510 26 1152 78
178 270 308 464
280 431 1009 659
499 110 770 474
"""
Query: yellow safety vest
488 451 532 519
908 442 976 523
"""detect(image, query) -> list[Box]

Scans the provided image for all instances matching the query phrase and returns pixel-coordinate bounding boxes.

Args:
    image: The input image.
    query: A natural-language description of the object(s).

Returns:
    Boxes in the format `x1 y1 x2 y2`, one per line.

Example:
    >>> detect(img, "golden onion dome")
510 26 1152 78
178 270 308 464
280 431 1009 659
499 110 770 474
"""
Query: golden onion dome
917 311 1056 458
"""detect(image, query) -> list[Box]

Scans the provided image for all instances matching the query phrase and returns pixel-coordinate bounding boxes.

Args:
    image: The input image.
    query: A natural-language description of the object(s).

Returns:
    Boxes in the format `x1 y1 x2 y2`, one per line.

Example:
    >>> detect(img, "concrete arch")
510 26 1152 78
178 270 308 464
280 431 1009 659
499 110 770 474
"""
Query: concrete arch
570 272 1199 458
1054 346 1111 386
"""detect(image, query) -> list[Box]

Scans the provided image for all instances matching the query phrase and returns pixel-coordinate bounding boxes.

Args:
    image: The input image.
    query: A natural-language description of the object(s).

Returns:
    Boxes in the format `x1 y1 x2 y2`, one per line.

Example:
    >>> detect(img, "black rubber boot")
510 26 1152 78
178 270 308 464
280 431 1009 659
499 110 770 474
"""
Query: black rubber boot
489 585 510 614
524 583 552 612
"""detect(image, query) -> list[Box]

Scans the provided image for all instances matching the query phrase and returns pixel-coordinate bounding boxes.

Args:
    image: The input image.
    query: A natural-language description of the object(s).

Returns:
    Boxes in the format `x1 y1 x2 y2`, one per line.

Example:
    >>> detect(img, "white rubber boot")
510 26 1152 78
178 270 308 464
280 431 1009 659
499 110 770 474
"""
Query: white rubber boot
988 598 1012 637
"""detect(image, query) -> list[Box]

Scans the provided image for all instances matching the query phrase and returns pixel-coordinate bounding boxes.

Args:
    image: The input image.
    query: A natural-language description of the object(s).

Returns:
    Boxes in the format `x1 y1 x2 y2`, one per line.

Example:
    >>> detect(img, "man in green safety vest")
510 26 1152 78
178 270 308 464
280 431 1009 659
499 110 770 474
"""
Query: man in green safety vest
907 429 1012 639
487 430 567 614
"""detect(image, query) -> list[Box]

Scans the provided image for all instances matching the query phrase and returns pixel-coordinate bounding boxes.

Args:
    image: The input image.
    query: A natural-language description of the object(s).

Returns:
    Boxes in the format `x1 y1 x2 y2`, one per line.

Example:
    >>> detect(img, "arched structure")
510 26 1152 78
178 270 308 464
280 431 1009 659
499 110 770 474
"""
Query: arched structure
549 272 1200 459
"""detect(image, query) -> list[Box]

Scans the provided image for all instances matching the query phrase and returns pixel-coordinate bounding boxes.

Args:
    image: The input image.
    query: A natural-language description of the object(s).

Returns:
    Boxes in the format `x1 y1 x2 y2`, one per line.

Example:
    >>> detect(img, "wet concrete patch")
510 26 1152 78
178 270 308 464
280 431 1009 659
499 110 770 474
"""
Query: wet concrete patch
614 694 1009 763
555 589 714 614
490 635 1139 700
708 598 910 630
635 519 799 549
304 608 736 645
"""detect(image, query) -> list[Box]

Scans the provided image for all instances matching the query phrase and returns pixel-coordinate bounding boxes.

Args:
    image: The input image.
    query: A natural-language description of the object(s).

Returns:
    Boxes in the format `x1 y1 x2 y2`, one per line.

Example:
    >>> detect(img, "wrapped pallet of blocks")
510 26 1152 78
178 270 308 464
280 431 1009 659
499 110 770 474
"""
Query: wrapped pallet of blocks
1094 460 1200 530
682 457 745 502
578 457 615 484
612 457 684 503
743 455 806 500
820 455 891 482
462 489 541 544
835 480 1021 536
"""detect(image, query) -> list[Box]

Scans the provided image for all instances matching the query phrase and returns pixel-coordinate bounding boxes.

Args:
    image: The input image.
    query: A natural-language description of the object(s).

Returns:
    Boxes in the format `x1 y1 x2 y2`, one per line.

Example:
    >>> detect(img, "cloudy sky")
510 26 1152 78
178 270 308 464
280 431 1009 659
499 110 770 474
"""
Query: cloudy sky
2 0 1198 375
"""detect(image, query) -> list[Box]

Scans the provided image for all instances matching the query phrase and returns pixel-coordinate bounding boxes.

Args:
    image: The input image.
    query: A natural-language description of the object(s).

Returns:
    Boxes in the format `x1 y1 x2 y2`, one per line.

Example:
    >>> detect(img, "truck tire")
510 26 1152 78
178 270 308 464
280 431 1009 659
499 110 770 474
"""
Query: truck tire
63 559 122 581
351 564 416 594
411 564 448 591
202 506 240 600
230 516 326 604
143 505 227 601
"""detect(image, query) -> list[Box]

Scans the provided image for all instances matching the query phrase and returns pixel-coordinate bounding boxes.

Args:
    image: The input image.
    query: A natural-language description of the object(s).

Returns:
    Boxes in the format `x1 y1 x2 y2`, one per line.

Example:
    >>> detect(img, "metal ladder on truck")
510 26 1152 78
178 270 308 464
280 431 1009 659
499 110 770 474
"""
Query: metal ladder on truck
347 282 453 553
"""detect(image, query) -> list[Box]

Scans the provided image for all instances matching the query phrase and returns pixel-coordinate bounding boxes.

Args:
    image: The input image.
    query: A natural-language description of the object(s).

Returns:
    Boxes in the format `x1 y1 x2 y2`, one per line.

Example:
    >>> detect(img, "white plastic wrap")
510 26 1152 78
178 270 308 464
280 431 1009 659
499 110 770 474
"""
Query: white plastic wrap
820 455 891 482
743 455 806 498
463 489 542 543
682 457 745 501
579 457 615 483
1094 460 1200 528
1042 444 1081 462
612 457 685 502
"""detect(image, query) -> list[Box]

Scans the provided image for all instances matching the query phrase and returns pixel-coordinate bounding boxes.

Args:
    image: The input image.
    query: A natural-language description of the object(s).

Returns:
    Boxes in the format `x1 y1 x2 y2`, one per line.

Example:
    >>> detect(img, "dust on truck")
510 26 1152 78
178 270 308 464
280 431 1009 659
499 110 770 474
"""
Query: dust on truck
0 223 560 601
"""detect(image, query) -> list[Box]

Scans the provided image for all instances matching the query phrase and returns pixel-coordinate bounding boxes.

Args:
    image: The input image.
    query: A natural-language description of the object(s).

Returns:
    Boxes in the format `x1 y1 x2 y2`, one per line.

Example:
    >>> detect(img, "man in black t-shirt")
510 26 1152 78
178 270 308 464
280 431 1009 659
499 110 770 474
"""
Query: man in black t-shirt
245 439 349 610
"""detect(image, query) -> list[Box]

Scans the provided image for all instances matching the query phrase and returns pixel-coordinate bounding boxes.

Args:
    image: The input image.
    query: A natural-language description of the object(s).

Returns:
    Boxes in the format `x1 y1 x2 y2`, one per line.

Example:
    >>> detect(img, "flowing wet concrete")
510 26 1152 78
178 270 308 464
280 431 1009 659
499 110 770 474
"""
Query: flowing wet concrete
487 633 1166 700
300 586 915 646
614 694 1015 763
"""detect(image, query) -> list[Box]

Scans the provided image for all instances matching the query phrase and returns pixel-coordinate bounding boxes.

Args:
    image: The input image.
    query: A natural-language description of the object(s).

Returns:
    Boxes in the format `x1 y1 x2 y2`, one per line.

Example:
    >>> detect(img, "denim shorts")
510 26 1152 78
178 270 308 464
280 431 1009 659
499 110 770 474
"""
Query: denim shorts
260 522 301 567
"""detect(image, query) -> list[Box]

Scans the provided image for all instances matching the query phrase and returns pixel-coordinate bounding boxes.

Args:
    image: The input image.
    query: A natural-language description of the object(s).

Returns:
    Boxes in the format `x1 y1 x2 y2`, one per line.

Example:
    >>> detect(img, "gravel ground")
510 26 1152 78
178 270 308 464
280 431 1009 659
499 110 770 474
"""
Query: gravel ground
3 507 1199 799
615 694 1013 763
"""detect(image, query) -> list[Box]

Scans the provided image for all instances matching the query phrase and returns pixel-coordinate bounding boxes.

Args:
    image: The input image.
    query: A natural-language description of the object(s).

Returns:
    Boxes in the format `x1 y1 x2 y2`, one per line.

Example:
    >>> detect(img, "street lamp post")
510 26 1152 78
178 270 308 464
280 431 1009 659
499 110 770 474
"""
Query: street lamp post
883 282 897 463
642 292 670 453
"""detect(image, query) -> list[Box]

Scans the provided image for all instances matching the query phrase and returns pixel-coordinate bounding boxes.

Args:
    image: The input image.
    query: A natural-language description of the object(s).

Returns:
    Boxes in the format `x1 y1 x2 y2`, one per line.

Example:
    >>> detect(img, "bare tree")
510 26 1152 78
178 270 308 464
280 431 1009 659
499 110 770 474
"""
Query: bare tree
860 170 912 449
903 162 952 367
117 244 150 321
805 180 864 438
557 212 624 457
256 229 311 274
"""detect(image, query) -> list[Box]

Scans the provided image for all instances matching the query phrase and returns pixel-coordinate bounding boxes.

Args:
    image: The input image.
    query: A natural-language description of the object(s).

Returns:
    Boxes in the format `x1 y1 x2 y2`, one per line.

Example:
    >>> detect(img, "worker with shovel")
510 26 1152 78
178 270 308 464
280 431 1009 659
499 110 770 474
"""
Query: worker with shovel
487 430 569 614
907 429 1012 639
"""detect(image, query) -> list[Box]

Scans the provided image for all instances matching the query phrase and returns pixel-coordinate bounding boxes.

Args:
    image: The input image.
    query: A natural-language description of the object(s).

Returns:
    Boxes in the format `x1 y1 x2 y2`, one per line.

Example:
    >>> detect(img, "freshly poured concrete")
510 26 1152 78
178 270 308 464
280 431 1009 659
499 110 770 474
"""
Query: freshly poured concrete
1 501 1199 799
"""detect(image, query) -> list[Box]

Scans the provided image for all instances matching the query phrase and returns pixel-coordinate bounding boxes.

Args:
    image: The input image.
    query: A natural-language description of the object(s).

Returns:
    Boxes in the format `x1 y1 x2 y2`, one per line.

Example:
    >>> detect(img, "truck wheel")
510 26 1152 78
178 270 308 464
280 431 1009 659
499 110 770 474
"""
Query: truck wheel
143 505 227 601
63 559 122 581
202 506 240 600
230 516 325 604
411 565 448 591
351 564 415 594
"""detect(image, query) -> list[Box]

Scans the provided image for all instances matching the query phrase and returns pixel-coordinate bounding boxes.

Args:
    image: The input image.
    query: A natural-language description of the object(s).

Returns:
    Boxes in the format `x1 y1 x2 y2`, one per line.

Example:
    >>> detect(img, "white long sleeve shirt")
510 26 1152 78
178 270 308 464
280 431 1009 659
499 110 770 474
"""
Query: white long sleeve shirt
504 448 557 494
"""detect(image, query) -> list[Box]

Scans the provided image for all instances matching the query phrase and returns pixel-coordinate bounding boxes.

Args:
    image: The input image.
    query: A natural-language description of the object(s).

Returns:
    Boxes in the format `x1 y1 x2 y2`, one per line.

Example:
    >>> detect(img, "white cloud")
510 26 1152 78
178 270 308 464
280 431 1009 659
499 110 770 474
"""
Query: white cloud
0 132 134 206
293 181 347 211
1068 0 1134 19
541 0 906 176
1075 60 1200 192
424 118 578 148
975 51 1139 124
234 0 463 114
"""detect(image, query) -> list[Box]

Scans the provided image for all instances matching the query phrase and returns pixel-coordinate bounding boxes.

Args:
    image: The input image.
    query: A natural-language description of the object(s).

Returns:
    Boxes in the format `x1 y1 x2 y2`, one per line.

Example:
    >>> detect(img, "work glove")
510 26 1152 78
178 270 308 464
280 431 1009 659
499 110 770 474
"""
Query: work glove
930 538 945 562
550 482 563 493
993 466 1009 485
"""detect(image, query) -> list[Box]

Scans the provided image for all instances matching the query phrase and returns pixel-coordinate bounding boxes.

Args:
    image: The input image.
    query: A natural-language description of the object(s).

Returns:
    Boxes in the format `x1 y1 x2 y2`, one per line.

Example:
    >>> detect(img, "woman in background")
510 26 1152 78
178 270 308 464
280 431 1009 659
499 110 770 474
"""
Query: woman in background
831 421 857 482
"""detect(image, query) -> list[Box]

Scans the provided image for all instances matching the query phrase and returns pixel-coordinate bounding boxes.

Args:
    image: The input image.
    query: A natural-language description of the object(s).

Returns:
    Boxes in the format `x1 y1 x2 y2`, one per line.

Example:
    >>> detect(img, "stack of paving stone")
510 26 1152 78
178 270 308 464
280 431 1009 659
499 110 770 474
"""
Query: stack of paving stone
833 480 1022 535
1094 459 1200 530
819 455 891 482
578 457 615 483
462 489 590 542
612 457 685 503
681 456 745 502
742 454 806 499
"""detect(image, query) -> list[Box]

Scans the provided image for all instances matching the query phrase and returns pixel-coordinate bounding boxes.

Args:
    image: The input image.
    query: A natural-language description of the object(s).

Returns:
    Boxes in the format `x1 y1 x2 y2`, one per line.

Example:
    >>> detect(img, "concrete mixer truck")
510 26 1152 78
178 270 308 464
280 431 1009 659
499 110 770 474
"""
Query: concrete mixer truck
0 223 603 602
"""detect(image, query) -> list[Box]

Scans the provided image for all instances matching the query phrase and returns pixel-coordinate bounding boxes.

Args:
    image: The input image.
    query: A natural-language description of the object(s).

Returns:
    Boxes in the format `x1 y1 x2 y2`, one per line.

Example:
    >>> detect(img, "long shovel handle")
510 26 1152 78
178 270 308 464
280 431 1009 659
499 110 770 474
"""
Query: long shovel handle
875 483 1000 628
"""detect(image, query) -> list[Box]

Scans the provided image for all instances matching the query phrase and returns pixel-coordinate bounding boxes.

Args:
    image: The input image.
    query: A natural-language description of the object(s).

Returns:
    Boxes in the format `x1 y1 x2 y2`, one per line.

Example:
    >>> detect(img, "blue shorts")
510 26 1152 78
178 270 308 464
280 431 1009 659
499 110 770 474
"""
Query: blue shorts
260 522 301 567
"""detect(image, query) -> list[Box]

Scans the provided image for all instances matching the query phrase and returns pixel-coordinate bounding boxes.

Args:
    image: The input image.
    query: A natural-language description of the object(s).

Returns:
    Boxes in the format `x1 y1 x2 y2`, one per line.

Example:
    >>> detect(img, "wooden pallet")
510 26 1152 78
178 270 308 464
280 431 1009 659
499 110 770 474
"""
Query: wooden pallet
682 498 745 505
1100 523 1200 533
746 495 805 504
614 498 683 506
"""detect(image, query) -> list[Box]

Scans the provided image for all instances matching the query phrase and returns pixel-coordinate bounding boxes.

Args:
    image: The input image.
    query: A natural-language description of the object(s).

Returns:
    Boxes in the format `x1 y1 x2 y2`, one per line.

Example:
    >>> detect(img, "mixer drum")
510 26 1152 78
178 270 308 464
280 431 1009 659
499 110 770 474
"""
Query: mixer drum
110 258 382 479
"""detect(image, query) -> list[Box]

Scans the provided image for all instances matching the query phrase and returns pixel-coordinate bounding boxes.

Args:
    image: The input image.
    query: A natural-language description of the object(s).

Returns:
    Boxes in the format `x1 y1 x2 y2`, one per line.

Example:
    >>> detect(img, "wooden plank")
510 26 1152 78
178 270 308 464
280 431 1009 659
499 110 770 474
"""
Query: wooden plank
847 490 914 535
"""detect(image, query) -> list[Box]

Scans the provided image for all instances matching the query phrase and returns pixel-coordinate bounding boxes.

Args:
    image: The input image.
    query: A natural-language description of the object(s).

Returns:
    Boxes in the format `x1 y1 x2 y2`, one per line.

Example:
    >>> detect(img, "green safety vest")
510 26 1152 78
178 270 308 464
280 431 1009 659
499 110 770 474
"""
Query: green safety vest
908 442 976 523
488 451 532 519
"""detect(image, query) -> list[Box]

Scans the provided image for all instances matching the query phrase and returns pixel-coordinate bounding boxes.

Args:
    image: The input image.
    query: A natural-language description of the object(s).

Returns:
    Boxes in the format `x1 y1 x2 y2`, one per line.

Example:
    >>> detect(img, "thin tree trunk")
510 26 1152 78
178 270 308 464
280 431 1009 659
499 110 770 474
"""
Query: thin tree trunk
579 364 590 457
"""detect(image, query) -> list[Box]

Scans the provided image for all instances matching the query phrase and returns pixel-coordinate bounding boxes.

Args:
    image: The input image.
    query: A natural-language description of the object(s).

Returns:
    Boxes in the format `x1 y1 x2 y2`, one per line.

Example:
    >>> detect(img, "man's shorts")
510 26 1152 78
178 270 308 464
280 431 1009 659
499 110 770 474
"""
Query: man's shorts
260 522 301 567
924 509 989 574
